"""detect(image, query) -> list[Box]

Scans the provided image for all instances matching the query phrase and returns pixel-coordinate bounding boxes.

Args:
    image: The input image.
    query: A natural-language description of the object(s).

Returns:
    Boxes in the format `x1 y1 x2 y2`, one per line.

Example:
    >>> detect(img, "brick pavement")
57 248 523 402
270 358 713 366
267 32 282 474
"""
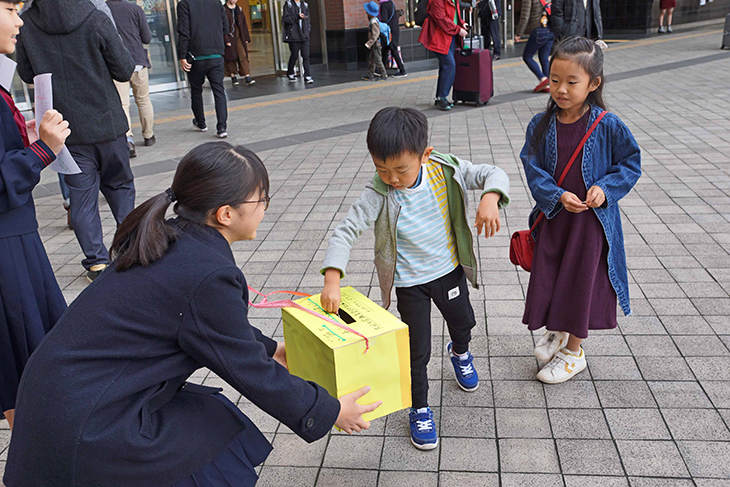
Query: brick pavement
3 22 730 486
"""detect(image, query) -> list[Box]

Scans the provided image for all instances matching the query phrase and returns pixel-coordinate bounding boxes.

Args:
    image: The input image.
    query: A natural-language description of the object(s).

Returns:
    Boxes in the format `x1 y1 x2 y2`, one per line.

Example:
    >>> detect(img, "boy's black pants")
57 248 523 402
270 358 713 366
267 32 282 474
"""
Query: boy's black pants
395 266 476 409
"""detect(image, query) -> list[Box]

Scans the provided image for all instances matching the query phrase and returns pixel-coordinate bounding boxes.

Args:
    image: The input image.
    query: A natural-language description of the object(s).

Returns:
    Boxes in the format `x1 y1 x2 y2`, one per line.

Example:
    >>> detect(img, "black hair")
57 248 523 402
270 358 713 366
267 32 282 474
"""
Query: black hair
529 36 607 156
366 107 429 162
111 142 270 271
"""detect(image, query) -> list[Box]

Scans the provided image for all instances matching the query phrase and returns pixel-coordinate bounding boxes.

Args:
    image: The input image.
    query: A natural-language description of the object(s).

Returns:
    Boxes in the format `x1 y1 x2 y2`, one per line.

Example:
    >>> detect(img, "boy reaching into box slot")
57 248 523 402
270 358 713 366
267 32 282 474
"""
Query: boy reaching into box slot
320 107 510 450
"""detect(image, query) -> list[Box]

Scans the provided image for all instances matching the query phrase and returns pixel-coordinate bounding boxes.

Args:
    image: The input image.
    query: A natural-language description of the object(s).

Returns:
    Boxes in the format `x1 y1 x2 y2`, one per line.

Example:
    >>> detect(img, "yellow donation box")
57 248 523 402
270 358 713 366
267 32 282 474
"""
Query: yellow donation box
282 287 411 422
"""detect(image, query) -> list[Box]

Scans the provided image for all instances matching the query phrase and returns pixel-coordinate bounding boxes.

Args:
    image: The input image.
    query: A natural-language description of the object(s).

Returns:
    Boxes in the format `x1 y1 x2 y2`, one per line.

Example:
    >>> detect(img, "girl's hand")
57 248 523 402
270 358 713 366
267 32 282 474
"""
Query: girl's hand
585 185 606 208
25 119 39 144
475 192 502 238
38 110 71 155
321 268 342 313
273 342 287 369
335 386 383 434
560 191 588 213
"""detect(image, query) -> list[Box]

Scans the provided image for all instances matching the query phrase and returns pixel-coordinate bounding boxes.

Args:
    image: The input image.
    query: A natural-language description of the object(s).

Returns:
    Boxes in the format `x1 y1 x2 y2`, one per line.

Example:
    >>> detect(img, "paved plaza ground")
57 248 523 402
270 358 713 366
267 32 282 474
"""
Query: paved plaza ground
3 21 730 486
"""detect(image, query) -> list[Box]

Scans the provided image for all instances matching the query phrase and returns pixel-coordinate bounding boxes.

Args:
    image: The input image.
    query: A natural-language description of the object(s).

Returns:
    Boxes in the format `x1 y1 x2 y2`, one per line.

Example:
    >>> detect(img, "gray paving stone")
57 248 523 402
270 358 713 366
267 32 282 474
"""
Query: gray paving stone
495 408 552 438
438 472 499 486
493 381 546 408
629 479 694 487
702 381 730 408
662 408 730 440
604 408 672 439
544 380 602 408
378 471 438 487
557 439 624 476
625 335 680 356
266 434 327 466
595 381 658 408
674 335 730 356
635 357 696 381
316 469 379 487
501 473 563 487
257 466 318 487
564 476 629 487
440 406 495 438
549 409 612 439
379 436 440 472
678 441 730 478
440 438 498 472
616 440 690 477
648 381 713 408
322 435 384 469
499 439 560 474
687 357 730 380
588 356 643 380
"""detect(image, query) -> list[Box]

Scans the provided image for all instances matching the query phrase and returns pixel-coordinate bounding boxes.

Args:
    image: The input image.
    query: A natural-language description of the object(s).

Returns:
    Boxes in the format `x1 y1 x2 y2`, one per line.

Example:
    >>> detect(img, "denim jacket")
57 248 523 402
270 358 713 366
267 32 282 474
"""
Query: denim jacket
520 105 641 315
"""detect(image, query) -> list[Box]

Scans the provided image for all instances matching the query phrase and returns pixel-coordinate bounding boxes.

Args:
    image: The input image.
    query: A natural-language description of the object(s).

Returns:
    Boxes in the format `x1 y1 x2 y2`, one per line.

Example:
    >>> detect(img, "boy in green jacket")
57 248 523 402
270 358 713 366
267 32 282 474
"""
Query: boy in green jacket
320 107 510 450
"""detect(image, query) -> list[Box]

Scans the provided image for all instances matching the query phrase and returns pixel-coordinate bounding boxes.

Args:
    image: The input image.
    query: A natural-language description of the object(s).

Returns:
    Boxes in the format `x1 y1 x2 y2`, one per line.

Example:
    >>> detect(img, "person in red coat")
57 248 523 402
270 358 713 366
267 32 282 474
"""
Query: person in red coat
418 0 468 110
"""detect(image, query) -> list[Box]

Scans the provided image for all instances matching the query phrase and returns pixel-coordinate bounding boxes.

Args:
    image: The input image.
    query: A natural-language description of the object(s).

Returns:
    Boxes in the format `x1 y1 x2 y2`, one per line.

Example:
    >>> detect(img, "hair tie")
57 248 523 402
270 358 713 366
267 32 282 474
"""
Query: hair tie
595 40 608 51
165 188 177 202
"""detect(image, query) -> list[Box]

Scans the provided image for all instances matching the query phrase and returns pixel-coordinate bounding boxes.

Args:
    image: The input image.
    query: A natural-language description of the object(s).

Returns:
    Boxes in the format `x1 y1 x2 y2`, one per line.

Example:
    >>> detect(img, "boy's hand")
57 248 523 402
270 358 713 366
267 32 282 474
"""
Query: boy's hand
25 120 39 145
321 268 342 313
335 386 383 434
475 192 502 238
38 110 70 155
585 185 606 208
560 191 588 213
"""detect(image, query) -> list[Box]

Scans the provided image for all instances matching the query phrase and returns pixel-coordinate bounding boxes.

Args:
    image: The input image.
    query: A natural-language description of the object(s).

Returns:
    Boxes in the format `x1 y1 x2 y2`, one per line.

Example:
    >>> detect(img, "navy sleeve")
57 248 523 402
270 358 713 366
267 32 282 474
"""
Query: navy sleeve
179 268 341 442
176 0 191 60
0 134 56 213
137 6 153 45
98 13 135 82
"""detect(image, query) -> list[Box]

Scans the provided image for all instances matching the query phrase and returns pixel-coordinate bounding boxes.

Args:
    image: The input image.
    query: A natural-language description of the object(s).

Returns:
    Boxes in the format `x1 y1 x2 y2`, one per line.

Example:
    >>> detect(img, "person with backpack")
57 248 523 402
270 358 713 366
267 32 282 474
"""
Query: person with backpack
378 0 407 76
417 0 468 110
515 0 554 93
363 1 388 81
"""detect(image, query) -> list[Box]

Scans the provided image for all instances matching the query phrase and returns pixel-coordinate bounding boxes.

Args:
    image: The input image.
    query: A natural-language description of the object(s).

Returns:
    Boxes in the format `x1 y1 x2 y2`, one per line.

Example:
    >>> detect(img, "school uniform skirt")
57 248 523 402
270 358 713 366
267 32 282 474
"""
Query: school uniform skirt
0 231 66 413
171 393 273 487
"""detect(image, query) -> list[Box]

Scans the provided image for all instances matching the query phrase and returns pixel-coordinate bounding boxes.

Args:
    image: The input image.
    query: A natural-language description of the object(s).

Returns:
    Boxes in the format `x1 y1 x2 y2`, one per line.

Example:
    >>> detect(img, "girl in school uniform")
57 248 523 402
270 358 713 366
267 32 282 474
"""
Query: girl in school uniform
520 37 642 384
0 0 70 429
4 142 380 487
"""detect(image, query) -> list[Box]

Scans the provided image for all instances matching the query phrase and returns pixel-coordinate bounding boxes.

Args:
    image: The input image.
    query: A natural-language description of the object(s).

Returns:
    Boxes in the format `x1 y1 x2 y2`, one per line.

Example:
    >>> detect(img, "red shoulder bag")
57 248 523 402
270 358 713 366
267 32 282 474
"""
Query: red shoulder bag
509 111 607 272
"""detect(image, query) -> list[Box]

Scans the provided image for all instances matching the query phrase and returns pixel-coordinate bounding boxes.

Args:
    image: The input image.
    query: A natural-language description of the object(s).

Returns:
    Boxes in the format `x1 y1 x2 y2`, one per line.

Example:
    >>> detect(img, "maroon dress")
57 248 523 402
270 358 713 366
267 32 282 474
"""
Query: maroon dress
523 110 618 339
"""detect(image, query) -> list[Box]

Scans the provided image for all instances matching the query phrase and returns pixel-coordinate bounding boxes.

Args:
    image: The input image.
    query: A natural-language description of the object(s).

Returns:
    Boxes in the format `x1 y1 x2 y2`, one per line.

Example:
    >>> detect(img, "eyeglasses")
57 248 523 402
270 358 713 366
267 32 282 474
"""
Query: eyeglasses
241 195 270 211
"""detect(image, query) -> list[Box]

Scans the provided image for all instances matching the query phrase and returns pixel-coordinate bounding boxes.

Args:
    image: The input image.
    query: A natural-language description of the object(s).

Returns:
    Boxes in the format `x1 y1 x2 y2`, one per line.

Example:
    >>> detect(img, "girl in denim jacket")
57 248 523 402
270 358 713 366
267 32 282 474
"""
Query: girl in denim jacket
520 37 641 384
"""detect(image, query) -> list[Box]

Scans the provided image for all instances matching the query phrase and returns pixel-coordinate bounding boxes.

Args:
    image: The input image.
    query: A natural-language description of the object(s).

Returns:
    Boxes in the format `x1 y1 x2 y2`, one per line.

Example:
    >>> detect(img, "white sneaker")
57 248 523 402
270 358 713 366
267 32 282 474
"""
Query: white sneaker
534 331 569 363
536 348 587 384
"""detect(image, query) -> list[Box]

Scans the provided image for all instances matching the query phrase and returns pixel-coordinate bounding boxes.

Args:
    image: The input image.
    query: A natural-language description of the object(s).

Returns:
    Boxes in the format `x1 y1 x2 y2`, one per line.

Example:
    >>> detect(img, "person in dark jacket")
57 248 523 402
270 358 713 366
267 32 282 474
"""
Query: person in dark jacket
0 0 70 432
108 0 156 157
551 0 603 40
224 0 255 86
379 0 407 76
477 0 501 59
283 0 314 83
16 0 136 283
177 0 230 138
4 142 380 487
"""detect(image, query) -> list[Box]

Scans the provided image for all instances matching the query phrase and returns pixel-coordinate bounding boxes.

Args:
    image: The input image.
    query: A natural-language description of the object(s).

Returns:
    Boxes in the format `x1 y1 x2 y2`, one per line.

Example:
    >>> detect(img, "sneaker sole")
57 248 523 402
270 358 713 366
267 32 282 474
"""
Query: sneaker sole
411 437 438 450
537 362 587 384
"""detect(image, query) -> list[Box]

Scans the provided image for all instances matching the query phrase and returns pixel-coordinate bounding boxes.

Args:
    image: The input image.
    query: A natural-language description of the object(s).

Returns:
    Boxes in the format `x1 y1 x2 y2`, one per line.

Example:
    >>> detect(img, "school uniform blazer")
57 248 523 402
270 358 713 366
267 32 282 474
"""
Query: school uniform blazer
4 219 340 487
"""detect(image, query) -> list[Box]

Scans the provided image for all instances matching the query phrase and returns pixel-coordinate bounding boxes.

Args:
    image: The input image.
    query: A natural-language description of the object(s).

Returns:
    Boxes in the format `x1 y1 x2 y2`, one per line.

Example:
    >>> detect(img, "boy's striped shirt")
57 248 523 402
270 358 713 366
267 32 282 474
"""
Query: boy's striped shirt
393 160 459 287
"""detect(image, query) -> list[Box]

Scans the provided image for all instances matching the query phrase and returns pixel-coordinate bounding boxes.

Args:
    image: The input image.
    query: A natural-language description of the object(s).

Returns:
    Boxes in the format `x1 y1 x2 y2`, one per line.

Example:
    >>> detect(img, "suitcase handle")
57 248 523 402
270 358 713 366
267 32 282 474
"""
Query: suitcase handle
459 7 476 56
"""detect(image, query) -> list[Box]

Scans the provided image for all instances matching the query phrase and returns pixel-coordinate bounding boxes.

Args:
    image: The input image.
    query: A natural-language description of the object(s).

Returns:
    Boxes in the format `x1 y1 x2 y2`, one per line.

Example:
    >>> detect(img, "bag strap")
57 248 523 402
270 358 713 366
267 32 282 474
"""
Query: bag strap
529 110 607 232
247 286 370 352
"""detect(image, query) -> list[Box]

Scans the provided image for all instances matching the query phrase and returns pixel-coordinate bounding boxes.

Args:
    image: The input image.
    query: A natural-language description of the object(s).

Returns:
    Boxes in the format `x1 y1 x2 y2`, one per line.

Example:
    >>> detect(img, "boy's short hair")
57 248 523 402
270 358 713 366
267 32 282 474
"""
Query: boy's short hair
366 107 428 162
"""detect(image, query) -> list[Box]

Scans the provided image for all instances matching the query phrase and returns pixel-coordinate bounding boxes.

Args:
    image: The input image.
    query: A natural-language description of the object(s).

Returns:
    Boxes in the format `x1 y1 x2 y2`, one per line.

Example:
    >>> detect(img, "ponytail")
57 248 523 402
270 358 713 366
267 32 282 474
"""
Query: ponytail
111 142 270 271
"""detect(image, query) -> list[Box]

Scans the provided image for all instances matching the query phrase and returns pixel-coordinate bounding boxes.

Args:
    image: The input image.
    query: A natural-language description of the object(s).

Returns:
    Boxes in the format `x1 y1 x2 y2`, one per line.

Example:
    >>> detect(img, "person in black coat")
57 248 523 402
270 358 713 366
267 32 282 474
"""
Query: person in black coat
177 0 230 137
379 0 407 76
282 0 314 83
3 142 380 487
16 0 137 283
0 0 71 431
551 0 603 40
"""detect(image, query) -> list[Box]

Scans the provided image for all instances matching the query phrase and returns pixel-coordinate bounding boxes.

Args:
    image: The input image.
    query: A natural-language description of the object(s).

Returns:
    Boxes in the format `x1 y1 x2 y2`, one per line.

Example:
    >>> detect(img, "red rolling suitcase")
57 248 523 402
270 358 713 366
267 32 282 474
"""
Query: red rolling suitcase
453 14 494 106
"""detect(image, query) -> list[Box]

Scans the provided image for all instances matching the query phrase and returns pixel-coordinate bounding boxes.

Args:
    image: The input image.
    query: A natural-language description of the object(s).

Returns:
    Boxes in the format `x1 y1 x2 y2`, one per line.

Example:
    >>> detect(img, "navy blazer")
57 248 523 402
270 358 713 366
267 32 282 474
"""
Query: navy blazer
0 88 56 238
4 220 340 487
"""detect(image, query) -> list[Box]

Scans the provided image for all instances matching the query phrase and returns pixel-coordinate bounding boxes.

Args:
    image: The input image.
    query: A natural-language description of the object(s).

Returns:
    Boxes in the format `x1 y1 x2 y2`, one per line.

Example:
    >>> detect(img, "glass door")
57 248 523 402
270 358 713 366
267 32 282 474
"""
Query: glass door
136 0 181 89
247 0 277 76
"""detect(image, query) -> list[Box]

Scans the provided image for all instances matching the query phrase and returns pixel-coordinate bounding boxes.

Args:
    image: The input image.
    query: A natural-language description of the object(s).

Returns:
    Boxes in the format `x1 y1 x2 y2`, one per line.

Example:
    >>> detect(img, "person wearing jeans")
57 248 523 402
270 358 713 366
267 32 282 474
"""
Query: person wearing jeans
176 0 230 137
418 0 468 110
515 0 554 92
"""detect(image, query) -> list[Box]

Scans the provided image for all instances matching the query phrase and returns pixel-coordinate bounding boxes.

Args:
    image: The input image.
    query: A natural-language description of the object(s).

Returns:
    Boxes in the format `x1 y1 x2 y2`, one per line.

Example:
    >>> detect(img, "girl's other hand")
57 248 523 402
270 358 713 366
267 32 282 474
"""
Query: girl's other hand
273 342 288 369
475 192 502 238
335 386 383 434
585 185 606 208
25 119 39 144
560 191 588 213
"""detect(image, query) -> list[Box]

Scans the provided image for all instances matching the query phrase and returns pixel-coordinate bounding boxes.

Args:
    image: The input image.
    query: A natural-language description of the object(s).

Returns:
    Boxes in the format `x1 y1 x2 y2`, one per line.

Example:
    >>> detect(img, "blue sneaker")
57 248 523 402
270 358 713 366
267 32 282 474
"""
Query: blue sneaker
447 342 479 392
409 407 438 450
